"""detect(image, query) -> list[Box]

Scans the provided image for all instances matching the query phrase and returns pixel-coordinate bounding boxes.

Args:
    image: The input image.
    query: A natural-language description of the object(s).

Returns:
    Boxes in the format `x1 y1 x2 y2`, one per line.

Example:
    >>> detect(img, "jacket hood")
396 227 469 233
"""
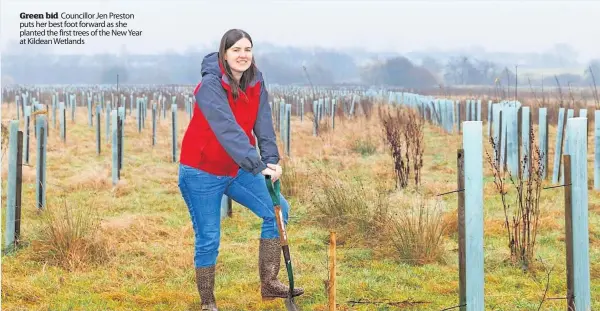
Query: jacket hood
201 52 223 78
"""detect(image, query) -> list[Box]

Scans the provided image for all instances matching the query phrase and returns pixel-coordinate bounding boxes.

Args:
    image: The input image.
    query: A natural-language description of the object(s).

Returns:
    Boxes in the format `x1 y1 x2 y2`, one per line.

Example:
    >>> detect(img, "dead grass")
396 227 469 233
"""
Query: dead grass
1 97 599 310
442 208 458 237
309 172 378 242
1 121 9 161
64 166 112 191
350 138 377 157
389 195 449 266
278 156 311 202
29 198 112 272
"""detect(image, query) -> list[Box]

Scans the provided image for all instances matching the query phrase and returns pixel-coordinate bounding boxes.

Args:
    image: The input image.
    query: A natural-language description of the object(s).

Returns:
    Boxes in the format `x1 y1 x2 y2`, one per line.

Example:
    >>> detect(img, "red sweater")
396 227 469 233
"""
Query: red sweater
179 52 279 177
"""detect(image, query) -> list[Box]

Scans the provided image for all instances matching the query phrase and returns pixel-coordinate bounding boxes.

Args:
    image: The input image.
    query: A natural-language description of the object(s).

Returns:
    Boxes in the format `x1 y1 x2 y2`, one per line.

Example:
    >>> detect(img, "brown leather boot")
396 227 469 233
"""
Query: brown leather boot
195 266 218 311
259 238 304 300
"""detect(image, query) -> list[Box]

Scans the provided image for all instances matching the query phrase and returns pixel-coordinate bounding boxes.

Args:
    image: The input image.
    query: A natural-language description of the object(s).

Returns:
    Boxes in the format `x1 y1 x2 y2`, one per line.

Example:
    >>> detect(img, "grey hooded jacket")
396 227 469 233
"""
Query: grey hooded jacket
192 52 279 175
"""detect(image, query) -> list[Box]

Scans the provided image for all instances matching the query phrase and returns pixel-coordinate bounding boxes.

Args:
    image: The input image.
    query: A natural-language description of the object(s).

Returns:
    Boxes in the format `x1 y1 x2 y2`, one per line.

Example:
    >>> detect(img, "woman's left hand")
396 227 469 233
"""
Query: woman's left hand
267 163 283 182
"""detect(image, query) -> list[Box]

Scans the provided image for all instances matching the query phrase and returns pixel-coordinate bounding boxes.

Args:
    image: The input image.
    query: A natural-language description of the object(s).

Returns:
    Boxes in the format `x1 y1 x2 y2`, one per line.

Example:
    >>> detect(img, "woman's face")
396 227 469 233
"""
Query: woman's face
225 37 253 75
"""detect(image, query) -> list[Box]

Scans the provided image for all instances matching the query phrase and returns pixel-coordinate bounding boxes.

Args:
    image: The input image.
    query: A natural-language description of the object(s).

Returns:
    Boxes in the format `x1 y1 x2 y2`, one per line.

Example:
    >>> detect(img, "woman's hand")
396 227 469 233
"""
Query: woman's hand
265 163 283 182
261 167 276 179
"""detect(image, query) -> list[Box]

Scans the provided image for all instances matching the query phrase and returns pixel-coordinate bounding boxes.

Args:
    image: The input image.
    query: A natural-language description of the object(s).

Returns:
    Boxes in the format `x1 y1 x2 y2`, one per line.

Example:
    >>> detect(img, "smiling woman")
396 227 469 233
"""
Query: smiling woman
218 29 256 100
220 35 253 96
176 29 304 310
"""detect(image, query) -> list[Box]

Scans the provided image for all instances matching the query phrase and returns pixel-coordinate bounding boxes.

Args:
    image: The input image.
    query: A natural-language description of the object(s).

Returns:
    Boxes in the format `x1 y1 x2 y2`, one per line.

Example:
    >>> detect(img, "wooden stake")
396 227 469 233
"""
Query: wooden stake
563 154 574 311
457 149 466 311
328 231 336 311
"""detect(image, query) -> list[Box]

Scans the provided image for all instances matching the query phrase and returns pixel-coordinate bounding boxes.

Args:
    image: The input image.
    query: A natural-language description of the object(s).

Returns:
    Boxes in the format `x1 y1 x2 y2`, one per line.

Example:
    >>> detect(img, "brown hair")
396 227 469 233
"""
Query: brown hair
218 29 257 100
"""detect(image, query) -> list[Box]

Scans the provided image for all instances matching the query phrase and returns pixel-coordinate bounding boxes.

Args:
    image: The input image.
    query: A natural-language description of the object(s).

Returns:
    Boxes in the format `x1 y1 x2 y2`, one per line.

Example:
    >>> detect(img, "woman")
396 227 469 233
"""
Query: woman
178 29 304 310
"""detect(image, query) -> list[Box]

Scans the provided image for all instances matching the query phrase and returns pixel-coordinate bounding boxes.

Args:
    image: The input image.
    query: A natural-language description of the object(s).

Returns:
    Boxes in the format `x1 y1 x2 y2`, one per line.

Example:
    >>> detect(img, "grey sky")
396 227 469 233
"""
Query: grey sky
1 0 598 62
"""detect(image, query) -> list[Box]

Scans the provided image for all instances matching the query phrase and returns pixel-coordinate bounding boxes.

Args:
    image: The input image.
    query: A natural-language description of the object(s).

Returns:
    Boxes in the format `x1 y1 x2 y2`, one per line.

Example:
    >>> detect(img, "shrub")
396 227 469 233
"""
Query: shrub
485 128 544 270
378 105 425 189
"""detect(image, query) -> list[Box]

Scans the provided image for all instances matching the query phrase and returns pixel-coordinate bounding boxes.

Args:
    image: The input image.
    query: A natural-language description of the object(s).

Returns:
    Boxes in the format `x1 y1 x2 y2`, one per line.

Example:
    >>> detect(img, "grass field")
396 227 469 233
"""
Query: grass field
1 100 599 311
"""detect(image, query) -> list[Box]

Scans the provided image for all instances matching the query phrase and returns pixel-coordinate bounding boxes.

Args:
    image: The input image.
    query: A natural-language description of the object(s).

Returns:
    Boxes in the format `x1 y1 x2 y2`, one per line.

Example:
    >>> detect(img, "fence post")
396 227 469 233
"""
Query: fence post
59 101 66 142
300 97 304 122
449 100 455 133
507 105 519 176
121 95 127 120
136 97 141 127
349 95 356 117
561 109 575 184
538 108 548 179
462 121 484 311
36 115 47 210
456 100 462 133
457 149 466 311
95 105 101 154
331 100 335 131
52 95 57 128
441 100 447 131
5 121 23 251
279 100 285 140
552 108 566 184
70 94 76 122
286 103 291 156
313 100 319 137
580 109 589 152
111 110 119 185
106 102 111 143
500 106 508 171
152 101 157 147
468 99 472 122
595 111 600 190
88 97 93 127
142 97 147 129
23 105 31 164
16 95 21 120
220 195 232 220
563 154 574 310
521 107 531 179
492 104 501 145
172 104 178 163
328 231 337 311
118 107 125 170
162 96 166 120
486 100 492 136
565 117 591 310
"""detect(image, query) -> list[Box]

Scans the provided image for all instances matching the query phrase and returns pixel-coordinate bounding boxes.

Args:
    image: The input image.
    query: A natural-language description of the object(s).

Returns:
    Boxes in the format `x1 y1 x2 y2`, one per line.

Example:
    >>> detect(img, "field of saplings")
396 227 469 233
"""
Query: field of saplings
1 84 599 310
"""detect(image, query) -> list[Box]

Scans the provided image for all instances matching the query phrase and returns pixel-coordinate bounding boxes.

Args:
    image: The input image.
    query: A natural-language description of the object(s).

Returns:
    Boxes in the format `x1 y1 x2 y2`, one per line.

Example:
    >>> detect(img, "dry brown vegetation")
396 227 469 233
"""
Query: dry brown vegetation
29 198 112 272
378 105 425 189
390 196 448 265
486 128 545 270
1 90 599 310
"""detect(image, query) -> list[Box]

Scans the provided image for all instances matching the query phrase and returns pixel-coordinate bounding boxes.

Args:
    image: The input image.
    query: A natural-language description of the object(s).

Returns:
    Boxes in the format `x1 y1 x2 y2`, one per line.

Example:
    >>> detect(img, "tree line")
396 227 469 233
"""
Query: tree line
1 46 598 90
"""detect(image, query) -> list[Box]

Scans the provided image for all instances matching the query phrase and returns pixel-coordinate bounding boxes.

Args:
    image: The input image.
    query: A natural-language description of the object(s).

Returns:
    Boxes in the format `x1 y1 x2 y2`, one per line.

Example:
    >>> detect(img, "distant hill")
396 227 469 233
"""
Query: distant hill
1 42 597 88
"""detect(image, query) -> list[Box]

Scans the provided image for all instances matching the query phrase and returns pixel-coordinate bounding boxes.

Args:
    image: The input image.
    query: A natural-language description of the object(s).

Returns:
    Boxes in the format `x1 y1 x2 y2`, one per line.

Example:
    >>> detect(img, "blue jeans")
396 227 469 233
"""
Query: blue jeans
177 164 290 268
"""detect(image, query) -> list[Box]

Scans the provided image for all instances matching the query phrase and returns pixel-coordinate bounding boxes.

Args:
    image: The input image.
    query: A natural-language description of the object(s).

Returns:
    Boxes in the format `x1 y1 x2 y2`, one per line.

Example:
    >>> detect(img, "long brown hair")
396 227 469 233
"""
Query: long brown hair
218 29 257 100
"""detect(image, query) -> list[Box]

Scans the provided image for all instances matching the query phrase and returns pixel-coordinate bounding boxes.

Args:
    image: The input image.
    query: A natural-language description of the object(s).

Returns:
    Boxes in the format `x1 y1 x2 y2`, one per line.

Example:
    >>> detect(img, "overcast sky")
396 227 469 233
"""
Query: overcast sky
1 0 598 62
